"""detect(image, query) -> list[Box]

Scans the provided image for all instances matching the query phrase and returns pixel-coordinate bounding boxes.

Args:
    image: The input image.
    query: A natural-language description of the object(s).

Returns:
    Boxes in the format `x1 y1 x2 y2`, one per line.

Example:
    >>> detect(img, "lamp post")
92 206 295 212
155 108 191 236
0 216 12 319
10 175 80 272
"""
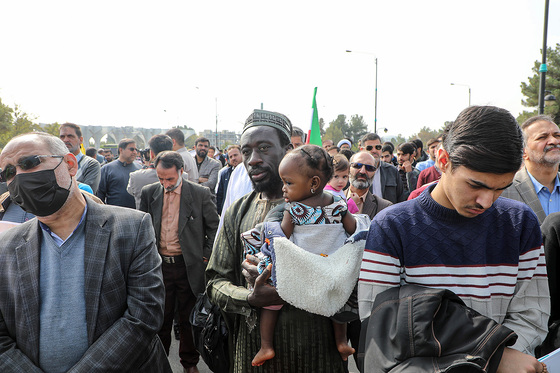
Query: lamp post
450 83 471 107
538 0 550 115
346 50 378 133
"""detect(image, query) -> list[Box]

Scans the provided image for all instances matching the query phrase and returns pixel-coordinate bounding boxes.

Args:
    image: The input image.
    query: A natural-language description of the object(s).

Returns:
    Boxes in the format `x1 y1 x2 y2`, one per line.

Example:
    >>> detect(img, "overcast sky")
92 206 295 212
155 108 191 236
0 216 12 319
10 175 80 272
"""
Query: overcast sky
1 0 559 141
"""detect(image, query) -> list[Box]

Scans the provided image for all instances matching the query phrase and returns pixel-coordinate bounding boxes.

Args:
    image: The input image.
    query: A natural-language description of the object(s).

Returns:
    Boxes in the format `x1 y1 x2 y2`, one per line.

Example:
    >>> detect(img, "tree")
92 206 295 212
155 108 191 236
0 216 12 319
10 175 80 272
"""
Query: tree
0 100 39 149
389 134 407 146
346 115 369 145
519 43 560 125
319 118 326 137
41 122 60 136
408 126 440 145
323 125 344 146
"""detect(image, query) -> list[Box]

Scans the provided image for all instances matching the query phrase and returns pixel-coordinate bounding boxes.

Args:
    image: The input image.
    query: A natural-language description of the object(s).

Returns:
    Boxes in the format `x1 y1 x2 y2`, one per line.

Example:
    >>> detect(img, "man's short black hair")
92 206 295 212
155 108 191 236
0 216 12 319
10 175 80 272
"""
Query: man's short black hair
85 147 97 158
411 138 423 151
154 151 184 171
165 128 185 146
118 138 135 154
60 122 82 138
195 137 210 146
397 142 417 156
360 133 381 144
443 106 523 174
148 134 173 156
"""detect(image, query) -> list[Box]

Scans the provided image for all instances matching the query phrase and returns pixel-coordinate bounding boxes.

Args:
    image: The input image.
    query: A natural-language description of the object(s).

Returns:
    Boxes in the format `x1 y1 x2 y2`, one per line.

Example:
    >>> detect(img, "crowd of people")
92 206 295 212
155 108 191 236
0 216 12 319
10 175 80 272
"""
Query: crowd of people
0 106 559 373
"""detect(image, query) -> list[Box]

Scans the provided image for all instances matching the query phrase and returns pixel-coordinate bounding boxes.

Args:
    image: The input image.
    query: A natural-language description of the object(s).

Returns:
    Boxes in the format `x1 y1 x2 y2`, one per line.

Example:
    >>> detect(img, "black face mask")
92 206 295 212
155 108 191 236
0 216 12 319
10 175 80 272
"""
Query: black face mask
8 161 71 217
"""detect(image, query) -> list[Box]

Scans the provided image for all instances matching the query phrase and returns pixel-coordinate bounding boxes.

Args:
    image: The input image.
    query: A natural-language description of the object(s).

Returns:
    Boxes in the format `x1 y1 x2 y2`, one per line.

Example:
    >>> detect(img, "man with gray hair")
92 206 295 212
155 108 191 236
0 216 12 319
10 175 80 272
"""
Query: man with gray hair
291 126 306 148
502 114 560 224
0 132 169 372
346 151 392 220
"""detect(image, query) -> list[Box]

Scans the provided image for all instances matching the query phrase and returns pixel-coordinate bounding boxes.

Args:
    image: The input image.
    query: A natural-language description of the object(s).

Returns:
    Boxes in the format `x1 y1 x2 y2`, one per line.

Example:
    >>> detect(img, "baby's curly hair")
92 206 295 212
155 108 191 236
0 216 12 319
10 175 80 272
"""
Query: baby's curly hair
287 144 334 188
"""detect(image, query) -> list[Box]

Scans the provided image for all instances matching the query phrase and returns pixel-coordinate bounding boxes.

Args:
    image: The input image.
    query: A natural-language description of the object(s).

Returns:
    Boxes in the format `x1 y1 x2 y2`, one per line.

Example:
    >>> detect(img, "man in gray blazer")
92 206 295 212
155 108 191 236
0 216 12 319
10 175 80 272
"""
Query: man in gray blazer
501 115 560 224
0 132 170 372
193 136 221 193
346 151 393 220
140 151 219 373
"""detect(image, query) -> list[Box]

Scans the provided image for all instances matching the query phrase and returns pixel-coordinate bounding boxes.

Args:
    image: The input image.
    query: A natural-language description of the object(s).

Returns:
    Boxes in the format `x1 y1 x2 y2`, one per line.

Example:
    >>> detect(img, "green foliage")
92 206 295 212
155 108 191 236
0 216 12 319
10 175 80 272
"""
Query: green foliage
0 100 40 149
389 134 407 145
408 126 441 145
319 118 326 137
520 43 560 124
185 134 198 149
173 124 194 130
323 114 369 149
41 122 61 136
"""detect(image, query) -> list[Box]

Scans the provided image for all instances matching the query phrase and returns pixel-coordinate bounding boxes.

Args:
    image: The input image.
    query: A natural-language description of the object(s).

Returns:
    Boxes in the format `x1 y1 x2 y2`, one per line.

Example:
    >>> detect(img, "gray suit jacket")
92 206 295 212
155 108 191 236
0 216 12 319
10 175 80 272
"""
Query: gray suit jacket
0 197 170 372
501 167 553 224
140 180 219 295
76 155 101 194
362 191 393 220
196 156 222 193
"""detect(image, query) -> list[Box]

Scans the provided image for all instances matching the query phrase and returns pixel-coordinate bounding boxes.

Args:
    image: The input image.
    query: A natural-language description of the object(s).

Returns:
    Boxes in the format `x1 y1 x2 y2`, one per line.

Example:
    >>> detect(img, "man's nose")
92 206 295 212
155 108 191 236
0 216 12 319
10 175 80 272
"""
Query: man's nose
476 190 494 209
246 150 262 166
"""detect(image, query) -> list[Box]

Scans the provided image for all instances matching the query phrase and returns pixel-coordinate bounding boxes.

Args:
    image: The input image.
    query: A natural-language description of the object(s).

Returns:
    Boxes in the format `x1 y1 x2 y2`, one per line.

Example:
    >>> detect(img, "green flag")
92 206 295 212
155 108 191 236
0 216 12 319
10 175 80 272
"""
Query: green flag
306 87 322 146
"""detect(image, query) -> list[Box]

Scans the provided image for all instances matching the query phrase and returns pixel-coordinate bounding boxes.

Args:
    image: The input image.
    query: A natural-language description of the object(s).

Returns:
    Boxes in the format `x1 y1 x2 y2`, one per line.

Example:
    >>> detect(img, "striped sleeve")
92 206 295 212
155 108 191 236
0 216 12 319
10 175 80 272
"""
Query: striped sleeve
358 219 402 320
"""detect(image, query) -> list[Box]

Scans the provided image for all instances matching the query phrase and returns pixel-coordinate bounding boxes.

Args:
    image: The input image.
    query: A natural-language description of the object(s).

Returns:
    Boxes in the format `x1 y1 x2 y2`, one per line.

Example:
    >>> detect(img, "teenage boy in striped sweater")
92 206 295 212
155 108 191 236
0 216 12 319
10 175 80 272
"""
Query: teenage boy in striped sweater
359 106 550 373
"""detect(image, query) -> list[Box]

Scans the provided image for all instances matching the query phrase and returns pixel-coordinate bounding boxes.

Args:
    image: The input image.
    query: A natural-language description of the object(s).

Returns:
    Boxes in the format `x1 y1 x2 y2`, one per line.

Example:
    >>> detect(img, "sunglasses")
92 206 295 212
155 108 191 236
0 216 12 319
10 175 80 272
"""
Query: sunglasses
128 147 139 152
0 155 64 182
351 162 377 172
366 145 382 151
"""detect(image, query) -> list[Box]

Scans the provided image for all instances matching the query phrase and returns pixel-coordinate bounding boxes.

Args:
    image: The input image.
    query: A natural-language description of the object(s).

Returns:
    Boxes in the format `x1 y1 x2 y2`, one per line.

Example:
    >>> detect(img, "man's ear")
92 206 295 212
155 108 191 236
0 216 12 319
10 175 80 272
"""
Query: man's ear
65 153 79 177
522 147 529 161
435 148 450 173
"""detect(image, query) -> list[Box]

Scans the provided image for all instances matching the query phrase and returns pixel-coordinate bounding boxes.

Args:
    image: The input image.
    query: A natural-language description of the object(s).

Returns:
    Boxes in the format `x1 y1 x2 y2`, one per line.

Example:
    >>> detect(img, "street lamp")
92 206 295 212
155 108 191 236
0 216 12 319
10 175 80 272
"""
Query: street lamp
538 0 551 115
450 83 471 107
545 90 556 107
346 50 378 133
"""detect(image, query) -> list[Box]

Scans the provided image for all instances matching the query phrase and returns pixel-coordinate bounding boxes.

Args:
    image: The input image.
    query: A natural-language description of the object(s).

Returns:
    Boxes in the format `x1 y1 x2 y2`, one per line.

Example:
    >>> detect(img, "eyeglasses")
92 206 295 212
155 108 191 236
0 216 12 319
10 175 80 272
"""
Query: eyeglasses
128 147 139 152
366 145 382 151
351 162 377 172
0 155 64 182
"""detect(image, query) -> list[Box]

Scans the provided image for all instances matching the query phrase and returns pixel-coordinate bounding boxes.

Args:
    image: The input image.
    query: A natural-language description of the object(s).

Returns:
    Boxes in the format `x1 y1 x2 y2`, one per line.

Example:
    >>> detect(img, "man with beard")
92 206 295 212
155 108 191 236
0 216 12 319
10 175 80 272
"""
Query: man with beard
396 142 420 193
346 151 392 220
0 132 170 372
215 145 242 215
207 109 352 372
360 133 407 203
502 115 560 224
193 137 221 193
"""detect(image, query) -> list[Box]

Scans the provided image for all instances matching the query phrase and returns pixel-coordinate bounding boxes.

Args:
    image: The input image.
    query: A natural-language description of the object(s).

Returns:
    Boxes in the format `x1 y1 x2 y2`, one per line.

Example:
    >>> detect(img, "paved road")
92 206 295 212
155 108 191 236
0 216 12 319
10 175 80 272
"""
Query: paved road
168 336 360 373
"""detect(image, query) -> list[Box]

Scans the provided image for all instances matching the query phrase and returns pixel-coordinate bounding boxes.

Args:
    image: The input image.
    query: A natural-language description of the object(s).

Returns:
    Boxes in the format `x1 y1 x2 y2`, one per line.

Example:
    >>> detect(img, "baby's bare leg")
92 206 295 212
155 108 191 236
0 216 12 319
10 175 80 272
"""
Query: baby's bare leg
333 321 355 361
252 309 279 366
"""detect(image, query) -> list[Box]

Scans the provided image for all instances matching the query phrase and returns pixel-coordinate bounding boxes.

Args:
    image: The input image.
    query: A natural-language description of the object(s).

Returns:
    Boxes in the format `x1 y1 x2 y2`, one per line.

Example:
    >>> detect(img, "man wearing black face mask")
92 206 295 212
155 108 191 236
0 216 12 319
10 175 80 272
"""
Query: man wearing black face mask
140 151 218 373
0 132 171 372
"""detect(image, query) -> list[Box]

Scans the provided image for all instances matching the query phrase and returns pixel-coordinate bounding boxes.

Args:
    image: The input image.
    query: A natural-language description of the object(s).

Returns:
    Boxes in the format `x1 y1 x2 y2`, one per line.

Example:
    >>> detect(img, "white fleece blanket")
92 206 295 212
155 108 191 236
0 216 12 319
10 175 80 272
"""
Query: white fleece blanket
273 223 366 317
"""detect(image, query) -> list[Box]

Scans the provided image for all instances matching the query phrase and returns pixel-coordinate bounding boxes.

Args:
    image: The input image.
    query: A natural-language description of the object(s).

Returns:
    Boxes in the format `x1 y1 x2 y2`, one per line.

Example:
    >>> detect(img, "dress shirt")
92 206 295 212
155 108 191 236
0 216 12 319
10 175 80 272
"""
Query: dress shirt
160 183 182 256
527 170 560 216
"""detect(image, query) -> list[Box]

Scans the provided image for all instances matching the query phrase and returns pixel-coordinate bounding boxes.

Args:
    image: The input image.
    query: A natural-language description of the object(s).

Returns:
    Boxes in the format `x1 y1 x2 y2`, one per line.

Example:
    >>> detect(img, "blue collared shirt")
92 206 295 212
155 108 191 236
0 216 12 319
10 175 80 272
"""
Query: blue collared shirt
527 170 560 216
